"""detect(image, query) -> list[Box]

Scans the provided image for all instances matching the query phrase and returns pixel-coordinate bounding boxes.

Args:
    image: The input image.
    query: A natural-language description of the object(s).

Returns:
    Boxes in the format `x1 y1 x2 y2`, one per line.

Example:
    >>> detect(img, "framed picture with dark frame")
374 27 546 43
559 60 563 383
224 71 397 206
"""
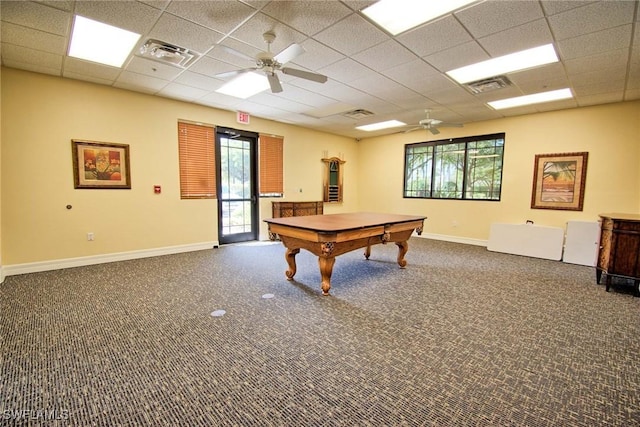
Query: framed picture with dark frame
531 151 588 211
72 139 131 189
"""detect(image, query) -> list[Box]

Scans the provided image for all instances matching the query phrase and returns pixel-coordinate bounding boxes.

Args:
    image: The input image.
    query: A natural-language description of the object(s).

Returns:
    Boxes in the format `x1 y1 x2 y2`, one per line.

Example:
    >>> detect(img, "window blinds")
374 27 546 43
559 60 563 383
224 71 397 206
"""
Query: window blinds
177 122 216 199
259 134 283 196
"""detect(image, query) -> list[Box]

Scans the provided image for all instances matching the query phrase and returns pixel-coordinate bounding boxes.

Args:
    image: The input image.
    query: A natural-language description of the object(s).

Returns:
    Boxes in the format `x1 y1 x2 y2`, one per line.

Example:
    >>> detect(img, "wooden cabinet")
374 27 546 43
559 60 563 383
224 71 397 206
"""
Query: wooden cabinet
597 213 640 296
272 201 323 218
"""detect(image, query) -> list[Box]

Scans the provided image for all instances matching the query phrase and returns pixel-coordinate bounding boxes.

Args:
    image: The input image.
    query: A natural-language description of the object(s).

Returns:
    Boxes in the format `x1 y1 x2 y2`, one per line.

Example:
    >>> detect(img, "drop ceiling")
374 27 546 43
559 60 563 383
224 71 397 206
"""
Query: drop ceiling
1 0 638 138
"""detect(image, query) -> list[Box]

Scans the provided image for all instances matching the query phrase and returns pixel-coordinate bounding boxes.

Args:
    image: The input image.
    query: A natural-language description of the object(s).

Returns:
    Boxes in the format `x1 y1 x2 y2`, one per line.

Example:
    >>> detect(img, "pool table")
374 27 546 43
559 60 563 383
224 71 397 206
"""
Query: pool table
264 212 426 295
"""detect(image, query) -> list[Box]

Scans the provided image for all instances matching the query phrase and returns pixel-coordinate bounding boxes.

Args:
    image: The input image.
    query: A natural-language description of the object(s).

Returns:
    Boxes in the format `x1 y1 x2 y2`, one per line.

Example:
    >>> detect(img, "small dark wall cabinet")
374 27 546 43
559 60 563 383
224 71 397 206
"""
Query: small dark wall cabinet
596 213 640 296
272 201 323 218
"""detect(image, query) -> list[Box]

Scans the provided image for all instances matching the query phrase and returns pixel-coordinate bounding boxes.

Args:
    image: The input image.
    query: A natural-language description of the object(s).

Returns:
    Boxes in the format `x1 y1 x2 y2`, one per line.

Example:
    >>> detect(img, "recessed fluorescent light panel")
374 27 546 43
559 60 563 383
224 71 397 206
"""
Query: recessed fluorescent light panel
356 120 406 131
216 72 271 99
446 44 559 84
68 15 141 67
488 88 573 110
362 0 477 35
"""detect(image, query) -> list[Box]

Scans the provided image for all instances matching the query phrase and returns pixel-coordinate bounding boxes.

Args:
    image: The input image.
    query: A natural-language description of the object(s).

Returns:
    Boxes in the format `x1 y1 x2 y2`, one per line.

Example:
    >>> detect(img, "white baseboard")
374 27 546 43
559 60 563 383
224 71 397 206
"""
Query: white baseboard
416 232 488 247
1 241 219 278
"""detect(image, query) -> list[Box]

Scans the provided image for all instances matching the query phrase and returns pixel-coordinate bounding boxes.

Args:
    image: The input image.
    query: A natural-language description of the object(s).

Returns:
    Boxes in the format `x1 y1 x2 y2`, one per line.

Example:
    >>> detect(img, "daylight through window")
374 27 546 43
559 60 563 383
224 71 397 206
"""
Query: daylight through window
404 133 505 200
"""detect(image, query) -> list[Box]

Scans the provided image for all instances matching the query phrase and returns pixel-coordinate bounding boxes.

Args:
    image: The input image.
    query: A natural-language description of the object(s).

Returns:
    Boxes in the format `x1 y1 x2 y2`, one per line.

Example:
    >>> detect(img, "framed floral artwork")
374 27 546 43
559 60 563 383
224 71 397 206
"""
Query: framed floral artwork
72 140 131 189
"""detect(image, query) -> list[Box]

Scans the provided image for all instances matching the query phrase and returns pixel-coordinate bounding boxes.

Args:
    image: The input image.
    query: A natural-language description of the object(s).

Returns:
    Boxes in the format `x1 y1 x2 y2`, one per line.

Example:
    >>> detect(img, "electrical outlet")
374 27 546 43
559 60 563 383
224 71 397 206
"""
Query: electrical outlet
87 232 94 241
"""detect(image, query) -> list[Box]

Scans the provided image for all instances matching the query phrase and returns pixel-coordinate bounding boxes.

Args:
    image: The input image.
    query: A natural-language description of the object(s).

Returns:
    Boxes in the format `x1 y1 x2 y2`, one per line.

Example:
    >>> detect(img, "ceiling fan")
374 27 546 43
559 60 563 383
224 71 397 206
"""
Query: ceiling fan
215 31 328 94
403 109 464 135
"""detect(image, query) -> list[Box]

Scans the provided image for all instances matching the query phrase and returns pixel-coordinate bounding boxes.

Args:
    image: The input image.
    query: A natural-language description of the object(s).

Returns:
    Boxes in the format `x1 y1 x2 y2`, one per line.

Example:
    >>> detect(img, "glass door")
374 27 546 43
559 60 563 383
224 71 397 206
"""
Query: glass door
216 127 258 244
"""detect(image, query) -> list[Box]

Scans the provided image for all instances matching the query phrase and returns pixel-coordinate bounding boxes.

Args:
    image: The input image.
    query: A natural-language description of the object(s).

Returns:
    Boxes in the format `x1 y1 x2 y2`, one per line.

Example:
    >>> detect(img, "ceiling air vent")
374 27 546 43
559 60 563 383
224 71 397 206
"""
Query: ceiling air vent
342 109 375 119
464 75 512 94
138 39 199 68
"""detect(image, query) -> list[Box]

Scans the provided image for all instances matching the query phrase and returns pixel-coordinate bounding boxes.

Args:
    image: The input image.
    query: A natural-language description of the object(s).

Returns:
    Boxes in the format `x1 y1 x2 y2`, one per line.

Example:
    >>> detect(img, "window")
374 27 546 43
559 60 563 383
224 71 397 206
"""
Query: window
178 123 284 200
258 134 283 197
404 133 505 200
178 121 216 199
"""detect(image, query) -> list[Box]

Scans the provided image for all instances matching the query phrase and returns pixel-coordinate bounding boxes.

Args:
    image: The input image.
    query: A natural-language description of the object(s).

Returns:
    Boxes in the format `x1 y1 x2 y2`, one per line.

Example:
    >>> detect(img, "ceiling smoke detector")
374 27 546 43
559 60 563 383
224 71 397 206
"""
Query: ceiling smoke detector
342 109 375 119
464 75 512 94
138 39 199 68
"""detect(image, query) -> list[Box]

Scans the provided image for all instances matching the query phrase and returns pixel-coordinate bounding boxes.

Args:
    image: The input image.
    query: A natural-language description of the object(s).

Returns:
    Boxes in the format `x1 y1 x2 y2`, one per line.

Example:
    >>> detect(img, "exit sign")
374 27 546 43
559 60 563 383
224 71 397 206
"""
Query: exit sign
237 111 250 125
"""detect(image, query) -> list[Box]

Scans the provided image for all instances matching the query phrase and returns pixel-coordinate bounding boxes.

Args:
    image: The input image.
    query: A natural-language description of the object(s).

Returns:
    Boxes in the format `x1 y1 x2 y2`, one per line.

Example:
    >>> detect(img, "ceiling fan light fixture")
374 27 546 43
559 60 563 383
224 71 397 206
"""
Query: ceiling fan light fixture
356 120 406 131
446 44 559 84
362 0 477 36
216 72 271 99
487 88 573 110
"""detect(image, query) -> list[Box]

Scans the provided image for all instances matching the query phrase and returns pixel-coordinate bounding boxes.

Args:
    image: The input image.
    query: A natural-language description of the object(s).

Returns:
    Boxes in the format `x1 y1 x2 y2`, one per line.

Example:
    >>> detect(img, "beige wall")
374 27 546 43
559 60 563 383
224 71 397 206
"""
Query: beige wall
2 67 639 273
1 68 357 267
357 100 640 242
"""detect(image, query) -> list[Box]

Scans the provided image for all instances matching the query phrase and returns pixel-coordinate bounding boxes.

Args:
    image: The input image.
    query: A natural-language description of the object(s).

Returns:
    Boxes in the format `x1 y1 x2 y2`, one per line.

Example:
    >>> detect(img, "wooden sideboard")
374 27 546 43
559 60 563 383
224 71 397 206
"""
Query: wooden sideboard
272 201 323 218
596 213 640 296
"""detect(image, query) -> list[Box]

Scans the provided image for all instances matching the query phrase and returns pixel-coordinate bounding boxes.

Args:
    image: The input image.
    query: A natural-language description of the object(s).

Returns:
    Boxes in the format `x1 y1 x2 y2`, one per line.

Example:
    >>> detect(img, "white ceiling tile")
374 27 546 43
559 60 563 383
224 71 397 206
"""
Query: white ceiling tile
63 57 122 80
1 58 61 76
564 49 630 75
352 40 417 71
423 41 487 73
547 1 636 41
558 25 633 60
533 98 578 113
207 40 261 68
577 91 625 107
174 70 223 91
303 102 358 118
0 1 70 35
382 59 438 83
62 70 115 86
114 70 169 93
273 85 339 108
455 0 544 38
507 62 570 93
314 13 389 56
573 78 626 97
426 86 477 105
478 19 554 57
540 0 595 16
571 67 628 90
290 38 345 71
158 82 209 101
166 1 257 35
147 12 223 54
317 57 378 83
227 12 306 53
37 1 74 12
1 43 62 69
396 15 471 57
74 0 162 35
125 56 184 80
261 1 352 36
198 91 242 109
1 21 67 54
188 55 241 78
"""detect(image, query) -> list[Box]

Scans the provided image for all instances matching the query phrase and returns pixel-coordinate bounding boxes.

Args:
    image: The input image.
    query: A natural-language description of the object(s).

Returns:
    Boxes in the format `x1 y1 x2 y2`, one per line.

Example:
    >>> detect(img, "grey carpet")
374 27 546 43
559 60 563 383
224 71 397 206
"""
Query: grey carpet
1 238 639 426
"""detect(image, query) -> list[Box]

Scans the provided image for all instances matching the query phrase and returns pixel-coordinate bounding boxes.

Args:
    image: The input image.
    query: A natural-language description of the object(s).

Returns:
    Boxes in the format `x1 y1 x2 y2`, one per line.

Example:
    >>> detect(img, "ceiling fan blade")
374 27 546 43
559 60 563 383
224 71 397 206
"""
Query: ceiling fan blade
438 122 464 128
267 73 283 93
429 127 441 135
281 67 328 83
403 126 424 134
275 43 305 64
214 68 256 79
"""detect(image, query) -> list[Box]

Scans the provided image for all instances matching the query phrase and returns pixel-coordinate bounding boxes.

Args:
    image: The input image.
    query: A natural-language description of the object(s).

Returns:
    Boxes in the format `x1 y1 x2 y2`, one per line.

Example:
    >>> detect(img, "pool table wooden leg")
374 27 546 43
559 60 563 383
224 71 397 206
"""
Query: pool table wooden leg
318 256 336 296
285 248 300 280
395 240 408 268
